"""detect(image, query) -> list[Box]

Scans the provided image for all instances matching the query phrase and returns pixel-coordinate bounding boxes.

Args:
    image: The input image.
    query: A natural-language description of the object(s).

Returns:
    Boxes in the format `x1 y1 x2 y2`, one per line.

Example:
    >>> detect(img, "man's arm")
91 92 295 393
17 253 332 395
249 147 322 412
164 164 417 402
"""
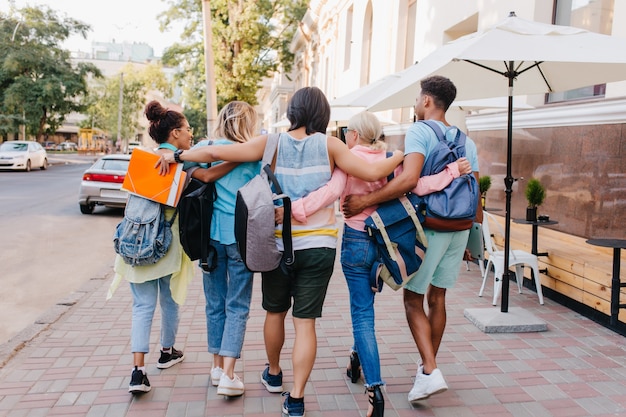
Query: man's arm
342 152 424 217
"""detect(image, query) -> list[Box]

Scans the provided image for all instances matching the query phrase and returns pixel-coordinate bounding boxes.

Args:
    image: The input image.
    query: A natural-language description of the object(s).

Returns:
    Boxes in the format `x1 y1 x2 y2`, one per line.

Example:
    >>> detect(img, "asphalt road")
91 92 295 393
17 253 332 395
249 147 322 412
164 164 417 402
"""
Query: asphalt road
0 154 123 345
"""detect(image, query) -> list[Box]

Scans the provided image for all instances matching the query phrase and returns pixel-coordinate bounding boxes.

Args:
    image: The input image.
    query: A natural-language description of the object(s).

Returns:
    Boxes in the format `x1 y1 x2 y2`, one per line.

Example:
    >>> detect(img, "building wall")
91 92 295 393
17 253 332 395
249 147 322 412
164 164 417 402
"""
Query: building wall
277 0 626 241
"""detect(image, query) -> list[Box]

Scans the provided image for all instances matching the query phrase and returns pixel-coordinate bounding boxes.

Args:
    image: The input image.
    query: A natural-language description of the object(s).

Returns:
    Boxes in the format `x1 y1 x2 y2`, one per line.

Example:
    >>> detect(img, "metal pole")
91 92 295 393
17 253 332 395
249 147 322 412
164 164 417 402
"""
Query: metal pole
501 62 515 313
117 73 124 152
202 0 218 137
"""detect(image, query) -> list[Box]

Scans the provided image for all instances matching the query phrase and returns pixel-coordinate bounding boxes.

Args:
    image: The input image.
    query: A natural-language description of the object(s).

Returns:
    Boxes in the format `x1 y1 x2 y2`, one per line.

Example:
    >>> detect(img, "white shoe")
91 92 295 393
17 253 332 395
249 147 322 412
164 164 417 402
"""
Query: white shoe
210 367 224 387
217 373 245 397
408 368 448 403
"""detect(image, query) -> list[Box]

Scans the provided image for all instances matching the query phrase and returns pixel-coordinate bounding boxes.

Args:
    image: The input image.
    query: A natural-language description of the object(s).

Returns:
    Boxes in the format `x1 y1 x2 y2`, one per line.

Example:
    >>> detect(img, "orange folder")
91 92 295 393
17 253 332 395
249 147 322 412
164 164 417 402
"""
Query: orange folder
121 148 187 207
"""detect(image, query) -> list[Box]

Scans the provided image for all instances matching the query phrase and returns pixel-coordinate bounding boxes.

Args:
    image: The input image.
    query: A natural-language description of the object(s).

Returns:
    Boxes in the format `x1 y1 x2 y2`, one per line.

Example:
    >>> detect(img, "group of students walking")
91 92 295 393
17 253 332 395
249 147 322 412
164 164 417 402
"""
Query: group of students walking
108 75 481 417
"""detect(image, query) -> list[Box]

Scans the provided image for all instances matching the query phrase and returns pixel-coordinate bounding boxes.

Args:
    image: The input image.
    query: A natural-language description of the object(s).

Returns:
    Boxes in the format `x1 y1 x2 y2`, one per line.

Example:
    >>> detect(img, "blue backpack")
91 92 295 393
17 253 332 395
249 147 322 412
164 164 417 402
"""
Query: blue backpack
418 120 479 231
364 193 428 290
113 194 176 266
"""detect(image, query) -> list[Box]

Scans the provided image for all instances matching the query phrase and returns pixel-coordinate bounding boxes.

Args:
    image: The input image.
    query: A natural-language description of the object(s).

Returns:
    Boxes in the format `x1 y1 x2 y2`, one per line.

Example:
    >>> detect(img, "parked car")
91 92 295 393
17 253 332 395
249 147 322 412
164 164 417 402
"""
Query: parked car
43 141 56 151
56 142 78 152
0 141 48 171
127 141 141 153
78 154 131 214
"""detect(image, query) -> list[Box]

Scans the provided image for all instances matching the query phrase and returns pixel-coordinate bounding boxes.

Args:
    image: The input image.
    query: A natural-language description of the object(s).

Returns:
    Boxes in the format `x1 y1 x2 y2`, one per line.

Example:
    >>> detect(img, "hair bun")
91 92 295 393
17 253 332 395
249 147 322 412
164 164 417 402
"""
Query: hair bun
145 100 167 122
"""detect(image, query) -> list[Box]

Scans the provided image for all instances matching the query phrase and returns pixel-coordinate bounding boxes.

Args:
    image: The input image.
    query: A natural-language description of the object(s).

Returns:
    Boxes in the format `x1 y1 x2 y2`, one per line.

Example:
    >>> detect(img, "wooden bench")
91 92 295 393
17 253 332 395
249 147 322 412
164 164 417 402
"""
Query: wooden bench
487 214 626 324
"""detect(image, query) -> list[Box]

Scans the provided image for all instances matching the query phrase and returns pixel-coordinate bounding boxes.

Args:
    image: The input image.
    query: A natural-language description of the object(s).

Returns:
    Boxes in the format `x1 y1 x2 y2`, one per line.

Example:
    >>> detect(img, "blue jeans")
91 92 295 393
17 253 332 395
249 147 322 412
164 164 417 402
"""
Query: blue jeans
340 225 384 388
203 241 254 359
130 275 179 353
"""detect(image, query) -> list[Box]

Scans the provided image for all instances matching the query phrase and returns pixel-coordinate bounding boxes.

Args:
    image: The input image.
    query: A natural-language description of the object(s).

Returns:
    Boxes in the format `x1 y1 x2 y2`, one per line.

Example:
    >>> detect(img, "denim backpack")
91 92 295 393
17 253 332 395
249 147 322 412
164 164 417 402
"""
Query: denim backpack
365 193 428 290
113 194 177 266
418 120 479 231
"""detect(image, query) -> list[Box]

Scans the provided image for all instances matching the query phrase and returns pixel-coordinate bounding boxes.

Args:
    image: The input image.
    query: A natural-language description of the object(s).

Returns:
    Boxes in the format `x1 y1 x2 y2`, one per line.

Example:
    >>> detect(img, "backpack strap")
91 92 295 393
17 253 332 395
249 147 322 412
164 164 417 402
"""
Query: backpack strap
200 140 214 271
420 120 467 154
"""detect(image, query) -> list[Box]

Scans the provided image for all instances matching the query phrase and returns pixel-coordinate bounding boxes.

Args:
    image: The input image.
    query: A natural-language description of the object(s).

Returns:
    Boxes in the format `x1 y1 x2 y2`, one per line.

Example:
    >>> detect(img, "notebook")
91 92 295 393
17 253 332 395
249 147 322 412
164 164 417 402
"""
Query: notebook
121 148 187 207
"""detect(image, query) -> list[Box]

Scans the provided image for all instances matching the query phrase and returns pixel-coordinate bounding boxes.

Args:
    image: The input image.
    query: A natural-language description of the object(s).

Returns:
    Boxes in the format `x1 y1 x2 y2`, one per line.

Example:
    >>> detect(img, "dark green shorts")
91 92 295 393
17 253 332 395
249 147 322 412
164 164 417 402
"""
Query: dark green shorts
261 247 336 319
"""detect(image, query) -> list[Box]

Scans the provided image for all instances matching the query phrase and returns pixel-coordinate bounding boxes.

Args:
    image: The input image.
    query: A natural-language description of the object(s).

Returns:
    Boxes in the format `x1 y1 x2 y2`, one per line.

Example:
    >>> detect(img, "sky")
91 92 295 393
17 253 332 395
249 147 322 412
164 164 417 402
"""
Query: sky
1 0 184 56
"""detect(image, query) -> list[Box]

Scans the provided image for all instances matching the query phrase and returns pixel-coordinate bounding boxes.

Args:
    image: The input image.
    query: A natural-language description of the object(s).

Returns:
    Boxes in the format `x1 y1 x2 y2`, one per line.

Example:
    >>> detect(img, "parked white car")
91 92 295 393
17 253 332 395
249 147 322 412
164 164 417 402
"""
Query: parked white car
78 154 130 214
0 141 48 171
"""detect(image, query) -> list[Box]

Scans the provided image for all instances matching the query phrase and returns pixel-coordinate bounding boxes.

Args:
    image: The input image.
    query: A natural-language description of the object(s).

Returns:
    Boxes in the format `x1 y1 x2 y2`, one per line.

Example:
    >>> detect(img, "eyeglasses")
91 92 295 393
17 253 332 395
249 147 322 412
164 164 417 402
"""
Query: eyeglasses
175 126 194 135
342 127 355 136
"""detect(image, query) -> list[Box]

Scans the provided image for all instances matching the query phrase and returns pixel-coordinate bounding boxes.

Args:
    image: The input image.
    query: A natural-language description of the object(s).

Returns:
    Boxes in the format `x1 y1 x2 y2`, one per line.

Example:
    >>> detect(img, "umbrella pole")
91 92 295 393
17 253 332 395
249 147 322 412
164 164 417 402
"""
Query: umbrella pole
501 63 515 313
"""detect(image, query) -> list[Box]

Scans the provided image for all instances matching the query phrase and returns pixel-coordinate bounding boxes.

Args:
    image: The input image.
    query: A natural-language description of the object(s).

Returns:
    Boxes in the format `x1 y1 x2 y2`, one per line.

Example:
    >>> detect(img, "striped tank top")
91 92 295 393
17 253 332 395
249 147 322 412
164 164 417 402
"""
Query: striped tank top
274 132 338 251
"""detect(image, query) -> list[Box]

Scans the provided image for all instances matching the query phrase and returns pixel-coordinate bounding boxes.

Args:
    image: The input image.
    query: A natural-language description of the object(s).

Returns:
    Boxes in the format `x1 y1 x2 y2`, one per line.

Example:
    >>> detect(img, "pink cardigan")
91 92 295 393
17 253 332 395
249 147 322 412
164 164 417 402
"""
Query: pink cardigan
291 145 460 231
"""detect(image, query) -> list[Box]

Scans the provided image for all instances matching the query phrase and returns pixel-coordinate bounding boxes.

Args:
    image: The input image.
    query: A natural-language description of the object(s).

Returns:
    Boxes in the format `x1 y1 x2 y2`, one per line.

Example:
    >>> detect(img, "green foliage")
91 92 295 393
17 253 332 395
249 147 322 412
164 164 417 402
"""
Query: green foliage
159 0 307 112
0 6 101 140
525 178 546 208
84 63 173 143
479 175 492 195
183 108 209 140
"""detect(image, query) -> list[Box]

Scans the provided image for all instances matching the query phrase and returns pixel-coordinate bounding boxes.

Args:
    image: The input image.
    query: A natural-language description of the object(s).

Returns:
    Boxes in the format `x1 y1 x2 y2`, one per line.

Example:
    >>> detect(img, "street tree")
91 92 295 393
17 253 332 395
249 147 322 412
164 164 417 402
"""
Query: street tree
159 0 307 127
0 6 101 141
84 63 173 145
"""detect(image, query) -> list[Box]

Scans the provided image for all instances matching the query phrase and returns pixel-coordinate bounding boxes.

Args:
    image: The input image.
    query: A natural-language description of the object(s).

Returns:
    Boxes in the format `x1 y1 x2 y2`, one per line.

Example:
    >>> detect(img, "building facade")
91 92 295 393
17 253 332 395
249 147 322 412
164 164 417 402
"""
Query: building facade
262 0 625 240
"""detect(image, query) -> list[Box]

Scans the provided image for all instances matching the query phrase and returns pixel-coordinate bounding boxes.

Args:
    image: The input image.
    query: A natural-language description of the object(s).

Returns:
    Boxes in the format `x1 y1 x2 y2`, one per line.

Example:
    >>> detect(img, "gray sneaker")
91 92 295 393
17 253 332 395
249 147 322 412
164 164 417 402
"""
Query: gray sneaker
408 368 448 403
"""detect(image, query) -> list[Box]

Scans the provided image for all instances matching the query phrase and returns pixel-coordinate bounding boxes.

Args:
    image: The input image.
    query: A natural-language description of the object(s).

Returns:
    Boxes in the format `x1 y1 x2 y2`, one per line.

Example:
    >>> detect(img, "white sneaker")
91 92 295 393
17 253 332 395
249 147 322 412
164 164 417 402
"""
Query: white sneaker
217 373 245 397
210 367 224 387
408 368 448 403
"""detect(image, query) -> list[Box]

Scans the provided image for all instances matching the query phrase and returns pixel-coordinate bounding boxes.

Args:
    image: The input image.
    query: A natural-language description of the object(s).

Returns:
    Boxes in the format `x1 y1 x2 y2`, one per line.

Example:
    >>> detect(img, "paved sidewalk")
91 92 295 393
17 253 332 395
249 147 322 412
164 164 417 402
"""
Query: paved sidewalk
1 256 626 417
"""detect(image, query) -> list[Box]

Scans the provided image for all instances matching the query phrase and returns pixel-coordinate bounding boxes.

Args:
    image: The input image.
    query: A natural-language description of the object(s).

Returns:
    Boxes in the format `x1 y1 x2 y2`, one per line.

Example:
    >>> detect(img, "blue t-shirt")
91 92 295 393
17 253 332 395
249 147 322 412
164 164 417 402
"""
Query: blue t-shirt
404 120 479 172
185 139 261 245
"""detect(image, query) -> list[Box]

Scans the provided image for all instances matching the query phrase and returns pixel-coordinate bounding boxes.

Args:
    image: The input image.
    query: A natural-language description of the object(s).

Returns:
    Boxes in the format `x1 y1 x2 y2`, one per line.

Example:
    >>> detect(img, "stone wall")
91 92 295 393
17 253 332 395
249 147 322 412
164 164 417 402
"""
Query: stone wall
470 123 626 239
384 124 626 239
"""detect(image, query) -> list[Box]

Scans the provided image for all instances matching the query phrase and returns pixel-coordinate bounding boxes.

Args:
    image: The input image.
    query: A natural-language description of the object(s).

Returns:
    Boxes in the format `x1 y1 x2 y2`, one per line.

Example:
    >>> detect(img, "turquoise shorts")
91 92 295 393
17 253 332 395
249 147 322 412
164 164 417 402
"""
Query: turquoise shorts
404 228 470 295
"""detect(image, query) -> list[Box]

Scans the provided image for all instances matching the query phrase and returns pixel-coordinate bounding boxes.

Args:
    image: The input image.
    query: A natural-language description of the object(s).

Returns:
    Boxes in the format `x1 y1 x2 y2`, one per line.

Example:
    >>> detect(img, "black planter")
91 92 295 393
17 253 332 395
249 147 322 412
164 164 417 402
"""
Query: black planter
526 207 537 222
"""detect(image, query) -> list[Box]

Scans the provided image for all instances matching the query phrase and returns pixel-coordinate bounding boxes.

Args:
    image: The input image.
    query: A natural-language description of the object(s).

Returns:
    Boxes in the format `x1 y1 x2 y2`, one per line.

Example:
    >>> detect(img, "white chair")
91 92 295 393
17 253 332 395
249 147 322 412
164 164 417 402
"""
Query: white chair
479 212 544 305
465 222 486 278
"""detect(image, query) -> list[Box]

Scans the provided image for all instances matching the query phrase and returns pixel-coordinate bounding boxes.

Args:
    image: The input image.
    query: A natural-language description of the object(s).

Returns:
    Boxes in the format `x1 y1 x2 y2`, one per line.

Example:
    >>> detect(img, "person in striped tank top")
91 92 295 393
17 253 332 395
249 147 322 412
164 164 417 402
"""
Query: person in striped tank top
156 87 403 416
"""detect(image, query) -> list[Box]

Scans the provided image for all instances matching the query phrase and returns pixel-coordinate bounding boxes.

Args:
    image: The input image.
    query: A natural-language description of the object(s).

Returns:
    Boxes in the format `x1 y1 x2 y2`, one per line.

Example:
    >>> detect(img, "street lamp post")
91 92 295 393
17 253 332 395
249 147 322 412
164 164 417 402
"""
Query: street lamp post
202 0 218 136
117 73 124 152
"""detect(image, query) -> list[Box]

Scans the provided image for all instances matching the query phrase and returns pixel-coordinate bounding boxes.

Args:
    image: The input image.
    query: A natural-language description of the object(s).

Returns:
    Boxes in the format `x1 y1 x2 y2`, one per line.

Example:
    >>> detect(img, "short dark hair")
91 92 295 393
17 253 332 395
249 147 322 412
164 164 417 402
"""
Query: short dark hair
420 76 457 111
286 87 331 135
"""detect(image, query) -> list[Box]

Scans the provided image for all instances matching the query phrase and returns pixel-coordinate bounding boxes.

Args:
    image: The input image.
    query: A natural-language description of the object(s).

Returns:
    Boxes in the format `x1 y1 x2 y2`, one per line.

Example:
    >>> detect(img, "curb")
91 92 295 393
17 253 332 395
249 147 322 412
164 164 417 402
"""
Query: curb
0 264 114 369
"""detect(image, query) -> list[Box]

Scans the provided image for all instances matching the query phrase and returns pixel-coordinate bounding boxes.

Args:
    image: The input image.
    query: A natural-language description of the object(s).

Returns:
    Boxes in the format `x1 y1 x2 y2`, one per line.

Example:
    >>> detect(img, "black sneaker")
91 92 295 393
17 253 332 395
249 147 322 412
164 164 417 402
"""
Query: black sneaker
282 392 305 417
260 363 283 393
129 367 151 394
157 347 184 369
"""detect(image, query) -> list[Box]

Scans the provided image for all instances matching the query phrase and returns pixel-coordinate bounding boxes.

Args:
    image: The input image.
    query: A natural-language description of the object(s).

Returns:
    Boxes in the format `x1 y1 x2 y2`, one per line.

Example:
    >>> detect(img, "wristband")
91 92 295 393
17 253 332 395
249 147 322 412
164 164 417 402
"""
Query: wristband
173 149 184 163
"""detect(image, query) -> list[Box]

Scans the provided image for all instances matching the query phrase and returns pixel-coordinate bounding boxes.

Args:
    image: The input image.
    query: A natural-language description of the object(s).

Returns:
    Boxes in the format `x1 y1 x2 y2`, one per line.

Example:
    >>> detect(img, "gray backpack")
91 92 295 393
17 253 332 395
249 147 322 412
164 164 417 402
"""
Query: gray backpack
234 133 294 272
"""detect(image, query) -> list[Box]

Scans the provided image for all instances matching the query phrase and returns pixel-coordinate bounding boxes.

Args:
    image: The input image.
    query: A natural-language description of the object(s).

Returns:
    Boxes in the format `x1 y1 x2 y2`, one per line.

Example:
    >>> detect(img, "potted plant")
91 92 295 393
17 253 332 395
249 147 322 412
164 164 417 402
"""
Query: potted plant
525 178 546 221
479 175 491 210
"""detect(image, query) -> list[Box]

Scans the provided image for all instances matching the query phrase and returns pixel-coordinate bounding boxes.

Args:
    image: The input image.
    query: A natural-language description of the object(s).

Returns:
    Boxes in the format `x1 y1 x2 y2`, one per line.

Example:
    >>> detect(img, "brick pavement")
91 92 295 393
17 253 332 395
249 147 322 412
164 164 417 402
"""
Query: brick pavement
1 256 626 417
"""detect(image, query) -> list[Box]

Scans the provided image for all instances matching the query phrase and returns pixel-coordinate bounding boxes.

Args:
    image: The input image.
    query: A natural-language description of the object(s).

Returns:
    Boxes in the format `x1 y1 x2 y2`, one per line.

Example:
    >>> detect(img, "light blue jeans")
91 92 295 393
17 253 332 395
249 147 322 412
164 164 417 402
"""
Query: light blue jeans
340 225 385 388
130 275 179 353
203 241 254 359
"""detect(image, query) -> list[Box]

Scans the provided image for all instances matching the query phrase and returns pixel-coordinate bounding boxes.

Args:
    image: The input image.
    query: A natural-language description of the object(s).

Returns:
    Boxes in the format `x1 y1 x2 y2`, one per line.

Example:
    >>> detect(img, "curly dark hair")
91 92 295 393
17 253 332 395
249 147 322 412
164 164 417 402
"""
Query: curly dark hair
420 76 457 111
144 100 186 144
286 87 331 135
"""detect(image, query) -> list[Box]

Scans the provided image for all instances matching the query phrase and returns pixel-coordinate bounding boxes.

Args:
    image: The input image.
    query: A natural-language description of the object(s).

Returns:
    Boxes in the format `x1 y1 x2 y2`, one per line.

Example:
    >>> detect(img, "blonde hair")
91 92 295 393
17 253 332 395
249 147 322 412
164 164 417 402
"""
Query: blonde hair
348 111 386 150
214 101 258 143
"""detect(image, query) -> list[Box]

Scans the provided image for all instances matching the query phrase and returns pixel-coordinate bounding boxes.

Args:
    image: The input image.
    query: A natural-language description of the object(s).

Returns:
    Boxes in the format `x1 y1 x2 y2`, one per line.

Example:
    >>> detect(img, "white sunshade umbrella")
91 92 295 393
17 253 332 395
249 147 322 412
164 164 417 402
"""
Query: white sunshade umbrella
271 106 396 129
330 68 414 108
364 12 626 312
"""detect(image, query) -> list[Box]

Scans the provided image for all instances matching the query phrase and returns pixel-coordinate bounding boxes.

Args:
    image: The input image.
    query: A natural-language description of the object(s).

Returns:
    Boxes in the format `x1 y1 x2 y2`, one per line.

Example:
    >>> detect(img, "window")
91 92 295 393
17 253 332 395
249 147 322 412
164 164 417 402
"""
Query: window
548 0 615 102
344 6 353 71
